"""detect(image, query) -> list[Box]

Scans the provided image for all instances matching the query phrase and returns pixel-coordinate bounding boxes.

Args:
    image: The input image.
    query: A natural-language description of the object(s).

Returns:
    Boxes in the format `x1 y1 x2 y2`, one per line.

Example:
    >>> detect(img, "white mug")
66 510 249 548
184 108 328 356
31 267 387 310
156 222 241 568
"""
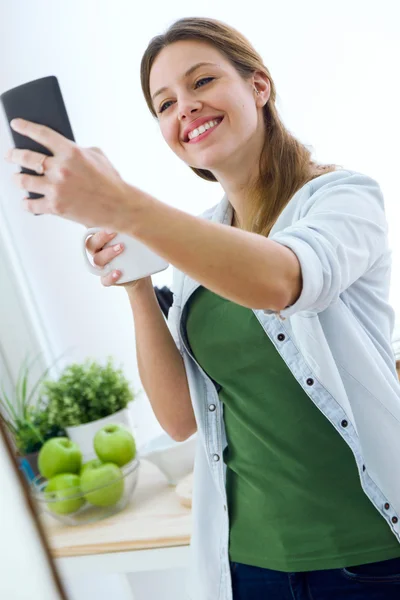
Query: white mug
82 227 169 284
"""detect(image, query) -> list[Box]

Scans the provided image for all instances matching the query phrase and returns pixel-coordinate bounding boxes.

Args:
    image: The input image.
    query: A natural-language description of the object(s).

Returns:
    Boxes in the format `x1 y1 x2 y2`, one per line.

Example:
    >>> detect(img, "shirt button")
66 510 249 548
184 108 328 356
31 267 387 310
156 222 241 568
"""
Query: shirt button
277 333 285 341
392 516 398 524
306 378 314 386
385 503 390 510
213 454 220 462
209 404 216 412
341 419 348 428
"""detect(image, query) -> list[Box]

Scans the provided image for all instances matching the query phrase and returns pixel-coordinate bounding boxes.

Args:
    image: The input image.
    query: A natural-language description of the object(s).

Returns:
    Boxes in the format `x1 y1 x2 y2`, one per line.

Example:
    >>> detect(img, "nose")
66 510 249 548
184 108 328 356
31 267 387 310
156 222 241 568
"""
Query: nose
178 96 202 121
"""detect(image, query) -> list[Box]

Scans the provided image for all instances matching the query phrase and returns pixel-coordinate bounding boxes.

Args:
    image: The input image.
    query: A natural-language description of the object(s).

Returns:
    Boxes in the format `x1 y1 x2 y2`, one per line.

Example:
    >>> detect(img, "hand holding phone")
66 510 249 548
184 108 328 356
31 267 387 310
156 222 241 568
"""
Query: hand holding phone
0 76 75 215
1 77 170 281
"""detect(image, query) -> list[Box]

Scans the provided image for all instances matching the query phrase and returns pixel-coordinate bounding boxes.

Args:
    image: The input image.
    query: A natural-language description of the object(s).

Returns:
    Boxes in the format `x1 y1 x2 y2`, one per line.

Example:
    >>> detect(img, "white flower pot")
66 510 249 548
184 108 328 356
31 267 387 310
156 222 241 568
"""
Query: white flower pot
66 407 134 463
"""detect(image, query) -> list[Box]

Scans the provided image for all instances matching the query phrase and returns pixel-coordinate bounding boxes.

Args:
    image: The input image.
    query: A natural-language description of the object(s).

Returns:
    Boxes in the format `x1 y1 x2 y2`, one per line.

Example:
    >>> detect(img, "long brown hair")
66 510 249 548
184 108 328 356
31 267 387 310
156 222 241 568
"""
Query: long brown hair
140 17 338 237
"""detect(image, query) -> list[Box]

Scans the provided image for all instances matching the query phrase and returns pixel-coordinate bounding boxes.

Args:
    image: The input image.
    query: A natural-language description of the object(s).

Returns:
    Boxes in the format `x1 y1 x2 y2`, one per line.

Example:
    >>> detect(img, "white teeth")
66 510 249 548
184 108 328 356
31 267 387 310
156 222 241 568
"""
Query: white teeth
188 119 220 140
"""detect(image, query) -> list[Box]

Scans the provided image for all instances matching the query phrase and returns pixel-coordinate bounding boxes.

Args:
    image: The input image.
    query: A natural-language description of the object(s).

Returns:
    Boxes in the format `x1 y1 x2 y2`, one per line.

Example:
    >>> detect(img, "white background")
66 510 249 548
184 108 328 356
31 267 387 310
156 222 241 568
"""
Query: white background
0 1 399 598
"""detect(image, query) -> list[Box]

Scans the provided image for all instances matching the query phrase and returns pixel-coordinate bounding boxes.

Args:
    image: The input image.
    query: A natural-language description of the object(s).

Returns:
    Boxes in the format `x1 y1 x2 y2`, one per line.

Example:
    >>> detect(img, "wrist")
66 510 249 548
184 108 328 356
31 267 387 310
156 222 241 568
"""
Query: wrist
125 276 153 297
119 182 157 240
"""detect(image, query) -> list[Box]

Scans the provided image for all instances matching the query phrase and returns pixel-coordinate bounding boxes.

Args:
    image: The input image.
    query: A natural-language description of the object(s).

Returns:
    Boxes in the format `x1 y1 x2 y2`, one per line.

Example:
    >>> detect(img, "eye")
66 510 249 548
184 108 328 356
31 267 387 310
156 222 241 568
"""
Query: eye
194 76 214 88
159 100 173 114
158 78 215 114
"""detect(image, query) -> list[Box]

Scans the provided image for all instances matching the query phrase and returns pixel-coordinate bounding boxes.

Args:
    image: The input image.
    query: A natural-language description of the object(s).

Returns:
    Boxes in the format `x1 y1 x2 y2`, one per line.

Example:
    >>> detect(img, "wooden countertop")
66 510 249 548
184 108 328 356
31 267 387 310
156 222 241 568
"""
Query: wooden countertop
40 460 192 558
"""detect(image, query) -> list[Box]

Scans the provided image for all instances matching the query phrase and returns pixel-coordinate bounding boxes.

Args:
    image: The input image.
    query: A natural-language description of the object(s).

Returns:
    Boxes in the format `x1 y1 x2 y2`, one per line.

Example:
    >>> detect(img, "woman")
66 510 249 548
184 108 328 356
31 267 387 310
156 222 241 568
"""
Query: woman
5 16 400 600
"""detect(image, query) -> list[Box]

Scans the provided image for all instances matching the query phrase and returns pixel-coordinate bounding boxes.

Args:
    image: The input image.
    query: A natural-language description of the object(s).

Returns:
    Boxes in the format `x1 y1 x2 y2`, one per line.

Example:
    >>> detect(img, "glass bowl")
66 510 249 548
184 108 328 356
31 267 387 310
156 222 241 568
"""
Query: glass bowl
30 458 140 526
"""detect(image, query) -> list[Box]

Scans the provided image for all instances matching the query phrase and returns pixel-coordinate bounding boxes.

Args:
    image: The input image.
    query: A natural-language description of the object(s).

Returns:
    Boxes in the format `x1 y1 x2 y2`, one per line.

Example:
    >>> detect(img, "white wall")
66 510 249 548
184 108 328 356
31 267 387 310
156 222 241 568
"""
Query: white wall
0 1 399 599
0 225 46 390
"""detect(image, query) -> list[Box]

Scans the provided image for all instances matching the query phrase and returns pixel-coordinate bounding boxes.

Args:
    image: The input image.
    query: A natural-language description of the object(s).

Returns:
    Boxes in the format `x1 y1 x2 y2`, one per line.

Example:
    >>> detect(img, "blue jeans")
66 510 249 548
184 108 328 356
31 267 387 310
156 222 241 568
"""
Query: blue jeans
230 556 400 599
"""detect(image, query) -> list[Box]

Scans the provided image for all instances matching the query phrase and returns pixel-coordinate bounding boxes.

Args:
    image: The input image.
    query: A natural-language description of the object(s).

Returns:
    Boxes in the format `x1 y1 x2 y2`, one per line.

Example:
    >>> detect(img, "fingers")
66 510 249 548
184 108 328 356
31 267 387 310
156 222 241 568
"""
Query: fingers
15 171 48 194
85 230 117 254
89 146 104 155
92 241 124 268
5 148 52 174
84 229 123 287
10 118 73 156
101 270 122 287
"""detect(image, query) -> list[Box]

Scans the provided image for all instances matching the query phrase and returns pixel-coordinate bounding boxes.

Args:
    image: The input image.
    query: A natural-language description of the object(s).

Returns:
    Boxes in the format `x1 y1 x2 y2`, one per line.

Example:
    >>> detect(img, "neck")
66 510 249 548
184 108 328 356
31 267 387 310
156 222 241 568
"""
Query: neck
217 162 260 230
210 116 265 227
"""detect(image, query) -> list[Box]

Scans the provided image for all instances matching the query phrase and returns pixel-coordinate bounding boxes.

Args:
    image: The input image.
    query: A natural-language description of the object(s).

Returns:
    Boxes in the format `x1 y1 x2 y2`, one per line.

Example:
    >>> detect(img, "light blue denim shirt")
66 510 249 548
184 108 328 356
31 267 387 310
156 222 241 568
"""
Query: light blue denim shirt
167 169 400 600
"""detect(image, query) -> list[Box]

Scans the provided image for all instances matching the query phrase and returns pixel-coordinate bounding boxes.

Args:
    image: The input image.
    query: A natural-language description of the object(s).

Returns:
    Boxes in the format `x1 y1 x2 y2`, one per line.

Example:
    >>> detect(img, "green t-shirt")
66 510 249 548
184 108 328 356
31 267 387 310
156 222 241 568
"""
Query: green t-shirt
185 286 400 571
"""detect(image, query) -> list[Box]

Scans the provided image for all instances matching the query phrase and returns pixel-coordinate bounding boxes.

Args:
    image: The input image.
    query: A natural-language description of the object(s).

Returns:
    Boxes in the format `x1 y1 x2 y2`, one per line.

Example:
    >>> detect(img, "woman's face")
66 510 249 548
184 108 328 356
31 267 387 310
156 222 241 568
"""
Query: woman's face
149 40 268 176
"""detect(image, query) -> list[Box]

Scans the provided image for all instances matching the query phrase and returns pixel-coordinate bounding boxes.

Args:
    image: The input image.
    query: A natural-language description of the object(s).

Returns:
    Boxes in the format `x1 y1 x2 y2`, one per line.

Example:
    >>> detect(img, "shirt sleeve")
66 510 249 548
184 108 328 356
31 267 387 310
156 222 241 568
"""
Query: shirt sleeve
166 266 184 355
263 172 389 318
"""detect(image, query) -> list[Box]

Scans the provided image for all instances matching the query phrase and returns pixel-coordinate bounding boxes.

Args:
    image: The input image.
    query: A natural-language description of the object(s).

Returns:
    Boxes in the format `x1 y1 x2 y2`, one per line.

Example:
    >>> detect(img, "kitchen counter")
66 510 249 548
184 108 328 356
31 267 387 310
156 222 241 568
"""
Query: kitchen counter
40 460 192 593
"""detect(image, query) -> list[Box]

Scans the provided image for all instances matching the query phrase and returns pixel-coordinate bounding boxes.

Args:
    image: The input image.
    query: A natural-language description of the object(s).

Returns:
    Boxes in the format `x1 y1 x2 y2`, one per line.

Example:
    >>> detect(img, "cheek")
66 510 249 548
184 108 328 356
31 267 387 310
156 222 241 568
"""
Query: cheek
160 120 180 151
237 100 259 136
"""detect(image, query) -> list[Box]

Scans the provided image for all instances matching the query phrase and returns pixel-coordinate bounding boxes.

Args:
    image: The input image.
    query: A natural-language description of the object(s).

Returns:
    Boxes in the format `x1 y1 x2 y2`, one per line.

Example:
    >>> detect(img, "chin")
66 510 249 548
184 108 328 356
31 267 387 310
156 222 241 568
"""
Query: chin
189 151 229 173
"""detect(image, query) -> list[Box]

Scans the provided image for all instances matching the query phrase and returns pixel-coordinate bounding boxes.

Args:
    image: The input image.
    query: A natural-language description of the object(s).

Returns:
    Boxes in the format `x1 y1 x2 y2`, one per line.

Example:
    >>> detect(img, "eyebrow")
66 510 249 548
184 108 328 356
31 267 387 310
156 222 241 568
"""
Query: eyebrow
151 62 219 102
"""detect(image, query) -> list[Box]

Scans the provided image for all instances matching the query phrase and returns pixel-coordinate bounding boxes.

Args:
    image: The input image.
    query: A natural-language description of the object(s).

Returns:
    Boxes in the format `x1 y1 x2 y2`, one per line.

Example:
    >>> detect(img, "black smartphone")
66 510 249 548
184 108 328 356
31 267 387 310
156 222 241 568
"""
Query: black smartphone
0 76 75 216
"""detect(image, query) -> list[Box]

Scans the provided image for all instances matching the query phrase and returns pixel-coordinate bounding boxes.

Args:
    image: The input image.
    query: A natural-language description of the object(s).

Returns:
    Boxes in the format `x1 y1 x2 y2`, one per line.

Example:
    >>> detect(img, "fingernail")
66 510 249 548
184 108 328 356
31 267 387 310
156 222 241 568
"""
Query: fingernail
105 229 115 235
10 118 23 129
114 244 122 252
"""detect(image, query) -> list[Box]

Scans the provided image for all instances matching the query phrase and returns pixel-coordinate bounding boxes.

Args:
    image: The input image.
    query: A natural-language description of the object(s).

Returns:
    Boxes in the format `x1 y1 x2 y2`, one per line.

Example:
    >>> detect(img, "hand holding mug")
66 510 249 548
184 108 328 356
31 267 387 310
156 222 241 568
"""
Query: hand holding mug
84 230 130 288
83 228 168 287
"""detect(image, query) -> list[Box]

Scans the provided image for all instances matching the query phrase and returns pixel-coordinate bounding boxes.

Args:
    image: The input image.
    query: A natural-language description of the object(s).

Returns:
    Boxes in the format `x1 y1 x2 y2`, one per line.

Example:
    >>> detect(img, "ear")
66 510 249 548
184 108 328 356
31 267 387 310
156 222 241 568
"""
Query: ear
252 71 271 105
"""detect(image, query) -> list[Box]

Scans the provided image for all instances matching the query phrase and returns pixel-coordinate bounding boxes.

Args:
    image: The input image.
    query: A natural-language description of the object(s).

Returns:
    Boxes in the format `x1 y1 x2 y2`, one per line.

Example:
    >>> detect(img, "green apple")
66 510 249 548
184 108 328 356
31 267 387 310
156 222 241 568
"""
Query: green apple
38 437 82 479
80 461 124 507
80 458 102 476
45 473 85 515
93 424 136 467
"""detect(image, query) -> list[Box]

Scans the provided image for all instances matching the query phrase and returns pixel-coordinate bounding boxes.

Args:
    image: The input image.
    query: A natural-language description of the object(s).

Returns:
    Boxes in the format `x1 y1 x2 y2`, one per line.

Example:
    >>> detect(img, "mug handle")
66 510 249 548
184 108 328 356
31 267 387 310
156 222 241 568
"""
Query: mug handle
82 227 110 277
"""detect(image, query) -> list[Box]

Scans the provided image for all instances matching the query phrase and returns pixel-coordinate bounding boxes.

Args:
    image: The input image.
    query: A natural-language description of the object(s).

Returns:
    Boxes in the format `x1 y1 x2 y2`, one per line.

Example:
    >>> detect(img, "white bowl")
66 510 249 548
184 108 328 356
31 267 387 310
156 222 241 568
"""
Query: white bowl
139 433 196 485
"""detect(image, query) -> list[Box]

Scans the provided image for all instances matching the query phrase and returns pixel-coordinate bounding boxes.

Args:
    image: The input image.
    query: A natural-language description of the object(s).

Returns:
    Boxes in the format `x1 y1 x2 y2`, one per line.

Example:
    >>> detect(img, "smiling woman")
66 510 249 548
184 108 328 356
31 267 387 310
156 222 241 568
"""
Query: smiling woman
3 15 400 600
137 16 400 600
141 21 337 236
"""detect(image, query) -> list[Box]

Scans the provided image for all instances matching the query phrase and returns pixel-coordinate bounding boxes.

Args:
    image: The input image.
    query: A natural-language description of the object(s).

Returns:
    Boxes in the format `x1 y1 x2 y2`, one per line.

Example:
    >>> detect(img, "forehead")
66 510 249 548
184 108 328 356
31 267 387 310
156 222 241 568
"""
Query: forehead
149 40 230 92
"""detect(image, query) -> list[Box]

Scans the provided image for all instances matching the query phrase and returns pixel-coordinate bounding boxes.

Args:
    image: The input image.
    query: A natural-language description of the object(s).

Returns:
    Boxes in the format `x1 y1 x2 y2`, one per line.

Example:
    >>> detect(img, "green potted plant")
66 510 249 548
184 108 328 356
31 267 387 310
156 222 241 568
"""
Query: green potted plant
41 356 136 462
0 352 66 476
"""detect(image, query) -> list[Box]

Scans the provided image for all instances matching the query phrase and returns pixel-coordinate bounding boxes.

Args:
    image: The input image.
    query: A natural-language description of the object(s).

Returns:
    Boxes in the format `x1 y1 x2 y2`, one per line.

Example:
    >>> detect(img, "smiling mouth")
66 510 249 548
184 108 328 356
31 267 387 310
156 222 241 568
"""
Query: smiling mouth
185 117 224 144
